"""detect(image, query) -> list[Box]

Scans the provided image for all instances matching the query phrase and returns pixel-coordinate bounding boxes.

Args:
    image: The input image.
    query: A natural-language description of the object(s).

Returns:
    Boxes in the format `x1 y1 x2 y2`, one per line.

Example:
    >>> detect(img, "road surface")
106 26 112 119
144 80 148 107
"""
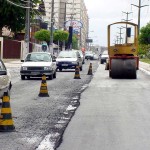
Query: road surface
58 64 150 150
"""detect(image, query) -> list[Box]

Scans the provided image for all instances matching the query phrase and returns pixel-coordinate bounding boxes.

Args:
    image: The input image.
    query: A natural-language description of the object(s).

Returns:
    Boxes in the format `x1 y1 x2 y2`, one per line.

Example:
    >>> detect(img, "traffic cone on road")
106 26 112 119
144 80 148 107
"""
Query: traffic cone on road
87 63 93 75
105 59 109 70
74 66 81 79
0 92 15 132
39 74 49 97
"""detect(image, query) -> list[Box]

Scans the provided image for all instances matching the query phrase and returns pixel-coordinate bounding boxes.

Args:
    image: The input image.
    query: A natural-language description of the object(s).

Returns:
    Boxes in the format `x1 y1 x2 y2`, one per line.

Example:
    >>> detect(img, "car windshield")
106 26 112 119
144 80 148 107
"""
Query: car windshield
102 51 108 55
25 53 51 62
85 51 93 54
58 51 77 58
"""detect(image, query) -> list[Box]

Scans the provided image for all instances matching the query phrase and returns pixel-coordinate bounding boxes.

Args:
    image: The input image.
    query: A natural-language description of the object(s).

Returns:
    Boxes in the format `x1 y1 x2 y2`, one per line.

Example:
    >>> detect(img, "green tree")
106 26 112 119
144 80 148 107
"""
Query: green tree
53 30 69 42
34 29 79 49
138 22 150 58
34 29 69 47
0 0 40 35
139 22 150 45
34 29 50 44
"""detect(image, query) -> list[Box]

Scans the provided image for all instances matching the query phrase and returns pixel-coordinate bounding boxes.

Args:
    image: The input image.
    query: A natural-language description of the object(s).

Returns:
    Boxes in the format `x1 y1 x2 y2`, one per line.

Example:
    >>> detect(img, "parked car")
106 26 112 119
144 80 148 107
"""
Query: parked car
100 50 109 64
20 52 57 80
56 50 83 71
0 59 12 98
72 49 85 64
93 53 99 60
85 51 94 60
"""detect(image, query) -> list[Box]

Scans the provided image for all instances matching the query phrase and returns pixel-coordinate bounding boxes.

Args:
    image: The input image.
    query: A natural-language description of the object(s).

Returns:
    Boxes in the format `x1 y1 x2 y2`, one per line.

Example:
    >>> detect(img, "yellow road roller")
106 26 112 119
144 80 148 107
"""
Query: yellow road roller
107 22 139 79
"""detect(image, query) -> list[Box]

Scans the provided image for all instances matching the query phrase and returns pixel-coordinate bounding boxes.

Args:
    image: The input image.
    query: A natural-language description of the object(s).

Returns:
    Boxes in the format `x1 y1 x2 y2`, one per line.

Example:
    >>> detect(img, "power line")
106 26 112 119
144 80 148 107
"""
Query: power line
6 0 30 8
131 0 149 35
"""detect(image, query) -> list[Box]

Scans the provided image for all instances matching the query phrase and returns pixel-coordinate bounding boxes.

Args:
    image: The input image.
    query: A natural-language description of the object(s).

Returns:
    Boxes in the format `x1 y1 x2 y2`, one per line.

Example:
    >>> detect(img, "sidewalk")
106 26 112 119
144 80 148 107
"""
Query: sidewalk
3 59 22 68
139 61 150 75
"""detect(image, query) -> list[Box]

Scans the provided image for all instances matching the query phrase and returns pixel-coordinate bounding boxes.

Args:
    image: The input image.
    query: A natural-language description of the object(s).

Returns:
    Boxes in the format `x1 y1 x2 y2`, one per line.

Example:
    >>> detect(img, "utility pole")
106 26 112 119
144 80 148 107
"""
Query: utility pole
131 0 149 35
122 11 132 43
25 0 30 56
116 36 119 44
50 0 54 54
62 2 66 50
67 0 75 50
117 27 124 44
63 2 72 50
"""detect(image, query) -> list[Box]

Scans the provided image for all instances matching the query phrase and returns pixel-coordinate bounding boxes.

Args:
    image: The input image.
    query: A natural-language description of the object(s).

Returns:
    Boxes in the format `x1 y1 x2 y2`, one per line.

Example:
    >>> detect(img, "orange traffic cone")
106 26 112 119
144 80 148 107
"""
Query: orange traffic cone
87 63 93 75
74 66 81 79
0 92 15 132
39 74 49 97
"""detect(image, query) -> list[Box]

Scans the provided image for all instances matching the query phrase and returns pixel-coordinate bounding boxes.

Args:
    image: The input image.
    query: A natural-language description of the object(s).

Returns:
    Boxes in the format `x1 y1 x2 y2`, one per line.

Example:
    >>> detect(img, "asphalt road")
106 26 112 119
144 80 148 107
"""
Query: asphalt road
0 60 99 150
57 64 150 150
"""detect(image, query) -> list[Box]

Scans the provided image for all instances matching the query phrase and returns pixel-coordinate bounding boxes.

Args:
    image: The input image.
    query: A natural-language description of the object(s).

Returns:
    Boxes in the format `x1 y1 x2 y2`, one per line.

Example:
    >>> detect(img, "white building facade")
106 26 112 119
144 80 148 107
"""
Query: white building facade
43 0 89 50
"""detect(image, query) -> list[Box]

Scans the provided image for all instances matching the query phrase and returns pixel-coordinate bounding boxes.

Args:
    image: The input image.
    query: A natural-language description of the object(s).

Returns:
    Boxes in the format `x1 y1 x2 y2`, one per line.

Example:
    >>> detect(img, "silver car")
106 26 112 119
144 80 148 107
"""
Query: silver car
0 59 12 98
100 50 109 64
20 52 57 80
56 50 83 71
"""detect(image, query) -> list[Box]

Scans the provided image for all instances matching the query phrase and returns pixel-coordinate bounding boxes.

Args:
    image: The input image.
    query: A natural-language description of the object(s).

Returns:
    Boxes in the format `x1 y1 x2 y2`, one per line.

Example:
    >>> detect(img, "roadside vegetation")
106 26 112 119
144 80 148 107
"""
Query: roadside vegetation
34 29 78 50
0 0 79 50
138 22 150 64
0 0 40 36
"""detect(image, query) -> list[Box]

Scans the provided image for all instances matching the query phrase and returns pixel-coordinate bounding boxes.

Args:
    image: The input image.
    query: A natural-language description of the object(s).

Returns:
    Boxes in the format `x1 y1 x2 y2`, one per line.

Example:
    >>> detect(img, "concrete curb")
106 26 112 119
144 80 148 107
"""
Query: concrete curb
139 67 150 75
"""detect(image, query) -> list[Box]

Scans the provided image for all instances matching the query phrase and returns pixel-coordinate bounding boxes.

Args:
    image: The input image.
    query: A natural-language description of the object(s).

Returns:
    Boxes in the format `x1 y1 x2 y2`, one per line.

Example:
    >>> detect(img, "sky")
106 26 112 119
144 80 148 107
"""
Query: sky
84 0 150 47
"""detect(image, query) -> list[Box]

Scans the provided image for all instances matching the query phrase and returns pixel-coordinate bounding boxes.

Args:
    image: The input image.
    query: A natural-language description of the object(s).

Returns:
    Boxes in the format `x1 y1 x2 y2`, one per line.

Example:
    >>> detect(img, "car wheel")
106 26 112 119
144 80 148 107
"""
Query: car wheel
59 68 62 72
53 71 56 78
21 75 25 80
9 82 12 90
100 60 103 64
80 66 82 71
27 76 30 79
48 74 53 80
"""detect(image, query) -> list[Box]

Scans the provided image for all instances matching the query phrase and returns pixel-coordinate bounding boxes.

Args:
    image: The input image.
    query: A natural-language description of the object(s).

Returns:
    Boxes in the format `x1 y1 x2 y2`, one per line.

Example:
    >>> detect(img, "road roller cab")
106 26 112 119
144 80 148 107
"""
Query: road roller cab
107 22 139 79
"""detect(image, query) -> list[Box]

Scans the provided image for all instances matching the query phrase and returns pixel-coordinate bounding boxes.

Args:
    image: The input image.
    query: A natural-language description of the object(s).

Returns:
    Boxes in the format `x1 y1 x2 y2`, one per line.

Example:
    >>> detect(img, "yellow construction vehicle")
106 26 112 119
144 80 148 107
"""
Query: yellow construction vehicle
107 22 139 79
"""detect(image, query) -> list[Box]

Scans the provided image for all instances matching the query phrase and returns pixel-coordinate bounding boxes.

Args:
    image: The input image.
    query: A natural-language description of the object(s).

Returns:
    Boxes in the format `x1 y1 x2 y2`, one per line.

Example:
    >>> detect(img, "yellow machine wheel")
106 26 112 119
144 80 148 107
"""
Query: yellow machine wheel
111 59 137 79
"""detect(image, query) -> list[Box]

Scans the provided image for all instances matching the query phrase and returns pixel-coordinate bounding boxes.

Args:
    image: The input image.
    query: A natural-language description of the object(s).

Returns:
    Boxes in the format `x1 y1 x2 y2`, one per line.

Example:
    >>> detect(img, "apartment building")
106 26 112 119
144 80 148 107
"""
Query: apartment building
43 0 89 50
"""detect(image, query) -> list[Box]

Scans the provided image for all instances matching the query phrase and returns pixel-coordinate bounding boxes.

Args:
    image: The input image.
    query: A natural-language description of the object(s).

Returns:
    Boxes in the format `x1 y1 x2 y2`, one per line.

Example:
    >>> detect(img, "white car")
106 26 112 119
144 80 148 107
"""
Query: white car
0 59 12 98
20 52 57 80
100 50 109 64
85 51 94 60
56 50 83 71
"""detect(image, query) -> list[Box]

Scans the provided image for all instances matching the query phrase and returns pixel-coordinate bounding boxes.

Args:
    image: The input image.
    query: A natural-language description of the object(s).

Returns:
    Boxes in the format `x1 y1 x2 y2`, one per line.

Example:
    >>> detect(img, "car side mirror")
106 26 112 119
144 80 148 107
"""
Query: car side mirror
0 70 7 75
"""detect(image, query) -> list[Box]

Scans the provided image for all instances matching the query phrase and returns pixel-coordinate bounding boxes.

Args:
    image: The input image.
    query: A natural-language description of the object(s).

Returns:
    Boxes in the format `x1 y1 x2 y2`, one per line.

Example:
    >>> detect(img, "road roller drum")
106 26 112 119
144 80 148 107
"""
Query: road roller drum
111 59 137 79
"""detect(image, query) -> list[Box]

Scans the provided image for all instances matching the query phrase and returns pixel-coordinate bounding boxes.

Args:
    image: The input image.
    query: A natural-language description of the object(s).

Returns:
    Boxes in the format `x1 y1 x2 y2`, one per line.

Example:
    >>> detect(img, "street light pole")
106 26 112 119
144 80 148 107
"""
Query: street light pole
25 0 30 56
50 0 54 54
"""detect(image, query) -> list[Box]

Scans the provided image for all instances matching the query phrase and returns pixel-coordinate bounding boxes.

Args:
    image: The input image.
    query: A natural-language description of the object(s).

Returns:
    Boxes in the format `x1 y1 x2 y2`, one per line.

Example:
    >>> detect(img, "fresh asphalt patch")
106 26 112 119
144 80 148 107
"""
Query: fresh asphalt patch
36 84 89 150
